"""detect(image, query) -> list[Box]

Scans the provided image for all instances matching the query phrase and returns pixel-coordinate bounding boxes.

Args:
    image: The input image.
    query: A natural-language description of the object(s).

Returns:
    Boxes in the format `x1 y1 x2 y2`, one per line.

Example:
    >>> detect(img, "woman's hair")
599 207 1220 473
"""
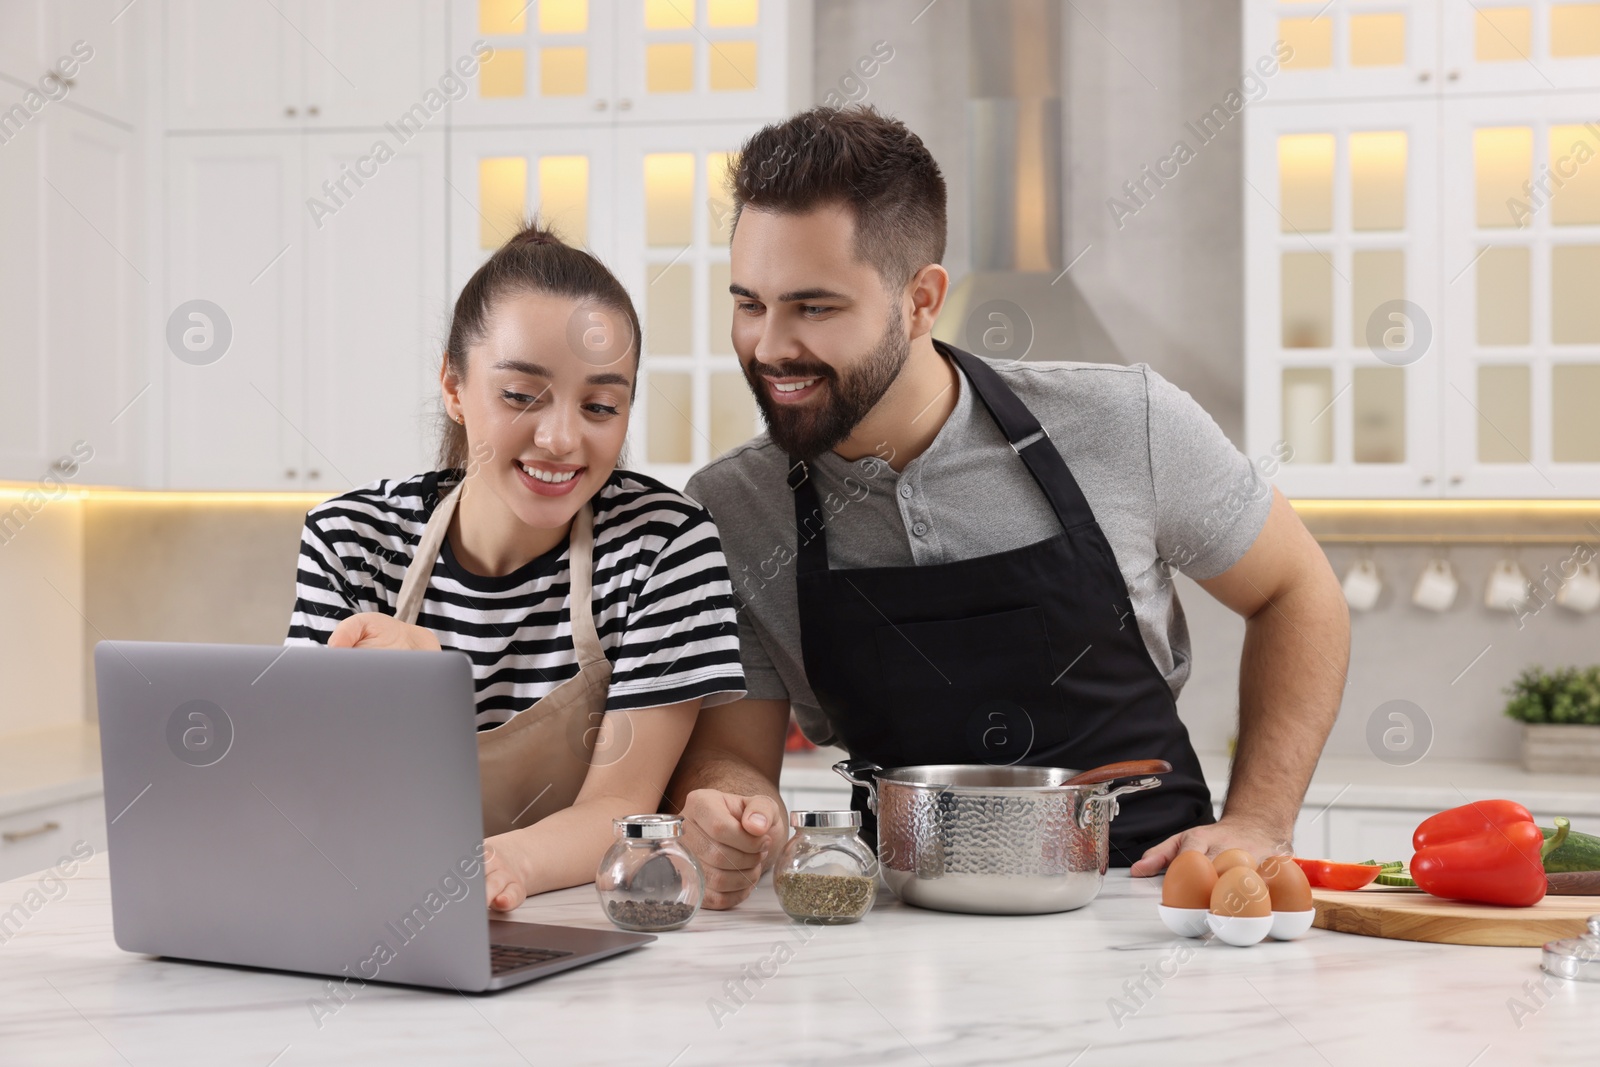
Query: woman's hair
438 219 642 469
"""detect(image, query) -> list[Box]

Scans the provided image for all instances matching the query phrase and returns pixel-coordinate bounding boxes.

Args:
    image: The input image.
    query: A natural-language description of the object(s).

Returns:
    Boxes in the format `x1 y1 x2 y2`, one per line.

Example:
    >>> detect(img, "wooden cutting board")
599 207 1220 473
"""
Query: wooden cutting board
1311 885 1600 947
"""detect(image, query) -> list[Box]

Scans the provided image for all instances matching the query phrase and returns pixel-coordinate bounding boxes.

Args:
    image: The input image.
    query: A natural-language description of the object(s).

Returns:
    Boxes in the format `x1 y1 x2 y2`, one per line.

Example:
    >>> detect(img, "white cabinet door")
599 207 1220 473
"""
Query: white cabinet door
1439 92 1600 497
164 134 305 489
612 0 787 124
1242 0 1441 101
37 0 148 127
301 0 446 129
0 89 47 480
1441 0 1600 94
164 0 305 130
0 105 145 484
0 793 106 883
41 107 147 486
446 0 618 127
302 129 447 491
1246 100 1442 497
614 123 761 491
446 125 617 298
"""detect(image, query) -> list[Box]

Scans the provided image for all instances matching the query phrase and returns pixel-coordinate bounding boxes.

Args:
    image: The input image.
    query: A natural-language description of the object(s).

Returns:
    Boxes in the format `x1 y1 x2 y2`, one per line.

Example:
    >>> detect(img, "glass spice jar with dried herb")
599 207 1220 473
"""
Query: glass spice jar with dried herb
596 815 704 932
773 810 878 924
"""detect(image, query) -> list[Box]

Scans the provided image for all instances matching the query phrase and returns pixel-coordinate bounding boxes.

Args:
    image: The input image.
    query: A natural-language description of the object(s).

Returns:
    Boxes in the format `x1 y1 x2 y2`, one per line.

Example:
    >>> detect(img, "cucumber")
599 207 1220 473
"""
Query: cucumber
1375 869 1416 887
1541 817 1600 874
1361 859 1405 871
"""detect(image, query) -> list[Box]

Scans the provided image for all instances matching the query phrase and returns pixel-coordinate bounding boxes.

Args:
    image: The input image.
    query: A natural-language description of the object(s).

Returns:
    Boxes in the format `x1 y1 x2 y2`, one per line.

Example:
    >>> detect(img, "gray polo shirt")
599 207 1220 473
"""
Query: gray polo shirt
684 352 1273 746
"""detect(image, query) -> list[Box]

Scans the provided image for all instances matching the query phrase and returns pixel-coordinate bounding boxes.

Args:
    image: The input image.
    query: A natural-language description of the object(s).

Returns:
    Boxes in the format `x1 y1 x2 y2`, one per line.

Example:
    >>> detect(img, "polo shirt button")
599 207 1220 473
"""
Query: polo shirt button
912 521 928 536
899 484 913 498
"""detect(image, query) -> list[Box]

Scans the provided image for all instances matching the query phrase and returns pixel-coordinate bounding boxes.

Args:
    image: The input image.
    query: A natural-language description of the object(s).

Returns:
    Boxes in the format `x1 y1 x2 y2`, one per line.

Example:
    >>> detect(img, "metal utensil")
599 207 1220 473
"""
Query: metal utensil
833 759 1167 915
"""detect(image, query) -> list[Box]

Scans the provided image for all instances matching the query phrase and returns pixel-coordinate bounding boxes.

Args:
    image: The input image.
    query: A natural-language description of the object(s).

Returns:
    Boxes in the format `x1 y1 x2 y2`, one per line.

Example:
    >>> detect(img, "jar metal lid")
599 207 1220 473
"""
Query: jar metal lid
615 814 683 839
1541 915 1600 981
790 810 861 829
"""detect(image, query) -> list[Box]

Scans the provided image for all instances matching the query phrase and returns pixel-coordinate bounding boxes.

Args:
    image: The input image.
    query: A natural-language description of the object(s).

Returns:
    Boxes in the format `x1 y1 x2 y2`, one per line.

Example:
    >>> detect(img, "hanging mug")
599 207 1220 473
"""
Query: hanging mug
1484 558 1530 612
1557 560 1600 614
1412 557 1458 613
1343 559 1383 612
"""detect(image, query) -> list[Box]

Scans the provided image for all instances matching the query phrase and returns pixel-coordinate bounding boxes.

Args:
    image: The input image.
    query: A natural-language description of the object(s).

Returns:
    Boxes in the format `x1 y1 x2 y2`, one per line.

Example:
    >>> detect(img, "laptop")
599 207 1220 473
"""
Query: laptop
93 640 653 994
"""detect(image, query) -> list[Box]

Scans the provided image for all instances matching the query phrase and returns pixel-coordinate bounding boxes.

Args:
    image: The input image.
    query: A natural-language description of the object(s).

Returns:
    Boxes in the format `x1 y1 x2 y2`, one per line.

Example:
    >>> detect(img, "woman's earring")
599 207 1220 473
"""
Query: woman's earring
455 414 464 424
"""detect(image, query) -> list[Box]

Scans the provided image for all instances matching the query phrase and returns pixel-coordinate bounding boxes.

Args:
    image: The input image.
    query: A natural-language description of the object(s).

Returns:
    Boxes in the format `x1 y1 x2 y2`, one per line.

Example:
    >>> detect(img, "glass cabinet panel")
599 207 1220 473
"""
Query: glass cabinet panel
1282 252 1334 348
1282 367 1335 464
1353 366 1406 462
1476 364 1533 462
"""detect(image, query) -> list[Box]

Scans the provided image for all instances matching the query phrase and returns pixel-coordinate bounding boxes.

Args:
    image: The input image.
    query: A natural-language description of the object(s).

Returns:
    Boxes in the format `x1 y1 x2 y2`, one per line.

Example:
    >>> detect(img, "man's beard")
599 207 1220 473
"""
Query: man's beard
744 311 910 459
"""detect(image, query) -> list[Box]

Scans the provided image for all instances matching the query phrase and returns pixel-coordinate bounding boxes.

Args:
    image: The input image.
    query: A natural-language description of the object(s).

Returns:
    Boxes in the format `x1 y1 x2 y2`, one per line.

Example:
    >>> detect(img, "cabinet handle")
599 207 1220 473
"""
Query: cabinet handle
594 99 608 110
1447 70 1460 81
3 820 61 843
286 468 298 479
1449 474 1463 485
1418 71 1431 82
307 470 320 480
308 105 320 116
286 105 298 117
1420 474 1434 485
618 98 633 111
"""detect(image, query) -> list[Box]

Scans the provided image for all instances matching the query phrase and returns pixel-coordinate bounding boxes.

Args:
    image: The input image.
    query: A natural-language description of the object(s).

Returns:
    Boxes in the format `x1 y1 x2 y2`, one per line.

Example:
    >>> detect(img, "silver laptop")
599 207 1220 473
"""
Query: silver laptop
94 640 653 994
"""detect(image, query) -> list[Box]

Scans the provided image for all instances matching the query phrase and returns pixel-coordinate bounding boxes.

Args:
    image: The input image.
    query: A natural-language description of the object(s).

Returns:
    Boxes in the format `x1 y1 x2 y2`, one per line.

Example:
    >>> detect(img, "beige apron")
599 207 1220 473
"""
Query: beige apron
394 480 610 838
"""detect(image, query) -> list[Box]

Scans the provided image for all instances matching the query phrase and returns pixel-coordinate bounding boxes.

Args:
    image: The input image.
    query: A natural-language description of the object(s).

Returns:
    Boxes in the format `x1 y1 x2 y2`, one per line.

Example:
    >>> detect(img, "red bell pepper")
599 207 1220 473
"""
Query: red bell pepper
1291 857 1383 890
1410 800 1558 907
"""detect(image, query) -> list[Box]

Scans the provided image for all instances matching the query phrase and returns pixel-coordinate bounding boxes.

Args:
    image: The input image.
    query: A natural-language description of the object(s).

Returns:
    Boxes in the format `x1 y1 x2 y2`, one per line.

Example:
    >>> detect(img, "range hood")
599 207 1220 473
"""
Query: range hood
933 0 1120 365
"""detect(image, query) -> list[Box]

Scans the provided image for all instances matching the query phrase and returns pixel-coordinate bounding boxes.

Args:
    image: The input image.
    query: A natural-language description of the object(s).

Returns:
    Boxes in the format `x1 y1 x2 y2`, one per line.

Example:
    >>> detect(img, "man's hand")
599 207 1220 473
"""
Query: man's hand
327 612 442 652
679 788 786 909
1129 815 1291 877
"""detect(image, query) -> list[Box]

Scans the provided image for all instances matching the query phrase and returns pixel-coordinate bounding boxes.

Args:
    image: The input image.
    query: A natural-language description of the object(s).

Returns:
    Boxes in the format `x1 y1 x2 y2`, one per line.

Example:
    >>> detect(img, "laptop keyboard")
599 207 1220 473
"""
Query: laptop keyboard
490 943 575 975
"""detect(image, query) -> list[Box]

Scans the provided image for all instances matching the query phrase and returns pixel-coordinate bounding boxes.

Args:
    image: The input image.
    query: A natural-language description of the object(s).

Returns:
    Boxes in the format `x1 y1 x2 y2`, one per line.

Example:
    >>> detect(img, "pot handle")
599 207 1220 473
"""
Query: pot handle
1076 776 1162 829
832 759 883 814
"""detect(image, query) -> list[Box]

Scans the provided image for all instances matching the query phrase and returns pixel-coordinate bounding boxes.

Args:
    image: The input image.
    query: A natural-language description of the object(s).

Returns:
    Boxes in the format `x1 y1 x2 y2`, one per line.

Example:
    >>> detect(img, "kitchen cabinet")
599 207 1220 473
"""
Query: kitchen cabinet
1245 0 1600 100
164 130 446 490
0 793 105 884
1324 805 1600 861
0 4 150 487
1244 5 1600 497
164 0 444 131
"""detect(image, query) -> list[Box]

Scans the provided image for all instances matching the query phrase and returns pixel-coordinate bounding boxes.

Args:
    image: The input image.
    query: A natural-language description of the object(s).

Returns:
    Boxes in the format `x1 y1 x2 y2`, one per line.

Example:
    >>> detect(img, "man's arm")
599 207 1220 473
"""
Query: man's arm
663 697 792 908
1129 487 1348 875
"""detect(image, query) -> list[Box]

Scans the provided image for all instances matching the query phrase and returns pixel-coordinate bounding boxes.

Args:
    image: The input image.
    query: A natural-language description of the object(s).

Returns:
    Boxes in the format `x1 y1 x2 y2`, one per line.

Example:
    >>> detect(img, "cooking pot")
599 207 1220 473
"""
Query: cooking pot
834 758 1168 915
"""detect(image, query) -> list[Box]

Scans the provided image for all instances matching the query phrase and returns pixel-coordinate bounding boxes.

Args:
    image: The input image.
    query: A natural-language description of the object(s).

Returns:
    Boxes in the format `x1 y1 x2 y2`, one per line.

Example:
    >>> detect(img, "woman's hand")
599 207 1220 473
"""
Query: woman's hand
483 831 536 911
327 612 442 652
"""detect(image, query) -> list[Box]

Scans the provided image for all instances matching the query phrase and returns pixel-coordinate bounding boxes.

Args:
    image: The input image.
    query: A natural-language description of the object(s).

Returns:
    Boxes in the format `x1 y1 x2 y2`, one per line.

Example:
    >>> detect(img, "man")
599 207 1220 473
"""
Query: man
664 106 1348 909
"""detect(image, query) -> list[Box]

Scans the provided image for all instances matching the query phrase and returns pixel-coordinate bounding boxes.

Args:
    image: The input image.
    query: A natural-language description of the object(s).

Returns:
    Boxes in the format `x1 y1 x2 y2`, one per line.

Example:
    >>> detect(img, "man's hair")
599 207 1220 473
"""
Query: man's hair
728 105 947 289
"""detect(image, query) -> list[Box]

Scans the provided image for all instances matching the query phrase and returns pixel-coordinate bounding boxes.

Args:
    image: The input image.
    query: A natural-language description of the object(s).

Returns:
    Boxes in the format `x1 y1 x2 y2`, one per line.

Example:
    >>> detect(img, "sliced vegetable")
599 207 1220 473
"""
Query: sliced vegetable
1541 817 1600 874
1291 857 1384 890
1375 869 1417 887
1410 800 1552 907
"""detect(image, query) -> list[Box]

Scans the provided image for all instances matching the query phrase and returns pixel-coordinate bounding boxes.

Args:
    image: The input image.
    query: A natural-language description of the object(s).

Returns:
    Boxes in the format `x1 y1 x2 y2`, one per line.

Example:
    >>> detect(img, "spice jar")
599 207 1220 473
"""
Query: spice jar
773 810 878 924
596 814 704 932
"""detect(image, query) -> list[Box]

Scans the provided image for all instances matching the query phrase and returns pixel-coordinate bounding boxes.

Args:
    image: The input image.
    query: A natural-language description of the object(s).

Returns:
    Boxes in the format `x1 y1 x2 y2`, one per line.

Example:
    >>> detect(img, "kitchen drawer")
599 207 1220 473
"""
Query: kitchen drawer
0 793 107 883
1326 808 1424 863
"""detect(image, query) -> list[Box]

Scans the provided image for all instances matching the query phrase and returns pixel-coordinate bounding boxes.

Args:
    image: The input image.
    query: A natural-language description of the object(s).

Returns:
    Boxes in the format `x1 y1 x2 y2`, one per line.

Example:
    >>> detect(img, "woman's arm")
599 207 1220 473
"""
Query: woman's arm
483 698 701 910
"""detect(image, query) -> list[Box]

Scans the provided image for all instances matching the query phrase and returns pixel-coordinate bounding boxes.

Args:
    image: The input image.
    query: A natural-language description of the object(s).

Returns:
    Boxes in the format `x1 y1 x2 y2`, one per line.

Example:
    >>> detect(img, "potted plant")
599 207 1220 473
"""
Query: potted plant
1503 666 1600 774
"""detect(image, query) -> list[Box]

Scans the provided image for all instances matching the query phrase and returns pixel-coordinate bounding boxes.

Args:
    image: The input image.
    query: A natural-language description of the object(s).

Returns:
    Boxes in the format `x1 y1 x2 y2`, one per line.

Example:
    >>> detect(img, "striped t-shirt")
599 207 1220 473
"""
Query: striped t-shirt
285 467 746 728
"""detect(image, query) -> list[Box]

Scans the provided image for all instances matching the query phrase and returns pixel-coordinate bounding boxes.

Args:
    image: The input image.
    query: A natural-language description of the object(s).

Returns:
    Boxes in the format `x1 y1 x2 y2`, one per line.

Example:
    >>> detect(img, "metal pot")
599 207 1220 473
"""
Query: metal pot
834 759 1166 915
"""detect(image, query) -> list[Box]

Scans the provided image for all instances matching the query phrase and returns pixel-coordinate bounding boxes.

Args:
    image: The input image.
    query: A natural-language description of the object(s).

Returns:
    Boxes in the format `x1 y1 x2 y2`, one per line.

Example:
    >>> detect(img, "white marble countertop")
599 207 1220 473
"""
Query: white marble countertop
0 723 102 817
781 746 1600 815
1 852 1593 1064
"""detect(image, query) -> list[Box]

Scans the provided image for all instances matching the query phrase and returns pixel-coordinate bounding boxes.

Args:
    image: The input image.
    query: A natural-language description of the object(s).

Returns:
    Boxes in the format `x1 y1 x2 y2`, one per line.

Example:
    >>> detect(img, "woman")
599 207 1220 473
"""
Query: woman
286 221 746 910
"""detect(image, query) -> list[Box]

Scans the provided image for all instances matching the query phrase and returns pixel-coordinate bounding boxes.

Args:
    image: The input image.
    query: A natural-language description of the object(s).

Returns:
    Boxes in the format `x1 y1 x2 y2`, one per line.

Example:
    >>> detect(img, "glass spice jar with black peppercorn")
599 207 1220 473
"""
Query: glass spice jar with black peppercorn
596 814 704 932
773 810 878 924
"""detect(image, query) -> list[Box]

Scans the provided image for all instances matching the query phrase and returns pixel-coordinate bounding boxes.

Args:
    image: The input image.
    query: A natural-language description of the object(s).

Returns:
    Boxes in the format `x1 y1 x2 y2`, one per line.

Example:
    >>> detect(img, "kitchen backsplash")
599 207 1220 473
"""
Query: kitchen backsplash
3 494 1596 765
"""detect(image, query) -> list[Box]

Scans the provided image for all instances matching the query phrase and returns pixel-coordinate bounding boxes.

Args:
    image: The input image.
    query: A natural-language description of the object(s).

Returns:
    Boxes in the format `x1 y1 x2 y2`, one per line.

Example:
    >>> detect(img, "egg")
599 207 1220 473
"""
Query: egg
1161 850 1218 909
1257 854 1313 912
1209 866 1272 917
1212 848 1256 876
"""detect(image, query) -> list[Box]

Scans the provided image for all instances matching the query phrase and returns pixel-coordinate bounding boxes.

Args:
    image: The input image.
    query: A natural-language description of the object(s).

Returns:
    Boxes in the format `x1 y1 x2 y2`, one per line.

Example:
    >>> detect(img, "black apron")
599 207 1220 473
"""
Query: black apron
789 341 1214 866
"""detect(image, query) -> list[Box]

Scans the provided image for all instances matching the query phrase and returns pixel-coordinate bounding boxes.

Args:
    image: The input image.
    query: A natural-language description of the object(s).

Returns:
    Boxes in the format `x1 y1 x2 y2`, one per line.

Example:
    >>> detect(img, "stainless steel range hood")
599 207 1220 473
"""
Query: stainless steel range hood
934 0 1119 365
